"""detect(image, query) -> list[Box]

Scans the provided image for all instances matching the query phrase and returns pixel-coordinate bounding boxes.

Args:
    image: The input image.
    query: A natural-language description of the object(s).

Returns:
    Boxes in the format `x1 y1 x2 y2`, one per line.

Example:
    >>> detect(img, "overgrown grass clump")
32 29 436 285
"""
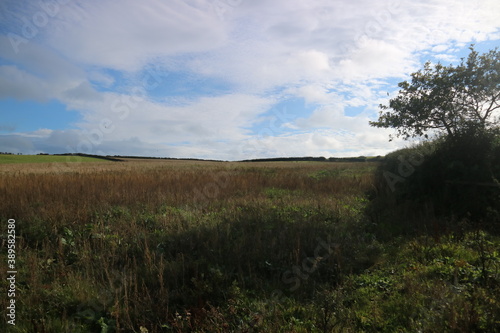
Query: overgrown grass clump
0 160 499 332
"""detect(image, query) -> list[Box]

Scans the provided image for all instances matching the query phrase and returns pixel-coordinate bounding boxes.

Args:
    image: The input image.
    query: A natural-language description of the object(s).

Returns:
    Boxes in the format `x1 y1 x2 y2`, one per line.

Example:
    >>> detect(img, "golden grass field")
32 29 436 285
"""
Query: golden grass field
1 157 499 332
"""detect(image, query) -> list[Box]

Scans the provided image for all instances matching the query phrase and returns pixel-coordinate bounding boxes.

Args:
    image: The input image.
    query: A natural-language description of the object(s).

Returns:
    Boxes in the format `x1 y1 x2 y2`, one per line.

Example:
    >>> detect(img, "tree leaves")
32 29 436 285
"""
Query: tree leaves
370 46 500 141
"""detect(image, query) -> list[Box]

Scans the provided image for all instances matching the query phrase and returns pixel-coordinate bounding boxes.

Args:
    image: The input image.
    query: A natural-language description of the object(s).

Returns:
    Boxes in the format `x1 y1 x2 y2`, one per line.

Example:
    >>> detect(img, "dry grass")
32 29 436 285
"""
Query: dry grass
0 160 376 332
3 159 496 332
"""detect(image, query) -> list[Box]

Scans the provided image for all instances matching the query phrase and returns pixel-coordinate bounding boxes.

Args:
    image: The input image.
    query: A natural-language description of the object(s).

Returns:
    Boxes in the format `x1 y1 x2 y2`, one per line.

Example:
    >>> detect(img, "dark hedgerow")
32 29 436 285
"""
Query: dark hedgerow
371 127 500 235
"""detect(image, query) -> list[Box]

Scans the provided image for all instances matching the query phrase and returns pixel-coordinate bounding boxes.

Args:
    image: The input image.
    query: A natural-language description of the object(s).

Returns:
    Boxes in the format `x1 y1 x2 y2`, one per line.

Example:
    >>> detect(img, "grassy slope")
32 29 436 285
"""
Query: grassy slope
0 160 498 332
0 155 109 164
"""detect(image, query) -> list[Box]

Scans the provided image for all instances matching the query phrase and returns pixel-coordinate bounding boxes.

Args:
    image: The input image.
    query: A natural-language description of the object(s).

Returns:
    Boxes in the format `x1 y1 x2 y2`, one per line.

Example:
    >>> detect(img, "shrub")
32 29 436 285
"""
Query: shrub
371 127 500 235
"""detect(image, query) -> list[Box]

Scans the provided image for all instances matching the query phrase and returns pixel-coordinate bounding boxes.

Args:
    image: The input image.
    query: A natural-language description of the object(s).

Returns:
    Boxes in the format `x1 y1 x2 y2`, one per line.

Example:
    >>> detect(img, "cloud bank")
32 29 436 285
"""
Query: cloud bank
0 0 499 159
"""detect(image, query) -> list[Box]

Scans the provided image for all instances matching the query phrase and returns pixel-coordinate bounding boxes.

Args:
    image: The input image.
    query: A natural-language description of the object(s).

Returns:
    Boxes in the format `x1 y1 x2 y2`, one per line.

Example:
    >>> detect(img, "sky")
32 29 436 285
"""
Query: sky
0 0 499 160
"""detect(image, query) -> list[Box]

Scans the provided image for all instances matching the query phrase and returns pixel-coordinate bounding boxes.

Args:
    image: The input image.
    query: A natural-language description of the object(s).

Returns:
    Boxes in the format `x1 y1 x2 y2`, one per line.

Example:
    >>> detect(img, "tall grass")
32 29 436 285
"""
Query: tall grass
0 161 377 332
1 160 498 332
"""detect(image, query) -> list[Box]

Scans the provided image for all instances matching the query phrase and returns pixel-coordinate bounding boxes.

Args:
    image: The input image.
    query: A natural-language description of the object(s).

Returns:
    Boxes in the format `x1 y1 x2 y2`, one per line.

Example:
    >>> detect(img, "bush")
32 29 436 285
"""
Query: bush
371 128 500 235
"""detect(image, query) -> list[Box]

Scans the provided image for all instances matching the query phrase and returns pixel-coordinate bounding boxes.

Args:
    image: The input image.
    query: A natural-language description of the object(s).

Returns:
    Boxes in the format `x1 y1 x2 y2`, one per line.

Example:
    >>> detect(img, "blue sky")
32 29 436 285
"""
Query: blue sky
0 0 499 160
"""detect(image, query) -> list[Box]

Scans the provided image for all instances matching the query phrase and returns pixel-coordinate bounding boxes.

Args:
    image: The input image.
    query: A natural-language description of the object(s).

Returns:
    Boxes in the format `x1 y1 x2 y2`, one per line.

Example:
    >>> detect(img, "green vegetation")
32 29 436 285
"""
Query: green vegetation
369 46 500 236
0 154 108 164
360 46 500 332
371 46 500 140
1 160 499 332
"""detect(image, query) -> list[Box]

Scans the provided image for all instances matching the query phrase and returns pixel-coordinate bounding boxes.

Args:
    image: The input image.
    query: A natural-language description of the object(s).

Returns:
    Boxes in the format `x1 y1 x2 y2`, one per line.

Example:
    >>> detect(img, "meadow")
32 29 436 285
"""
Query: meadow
0 155 109 164
0 158 499 332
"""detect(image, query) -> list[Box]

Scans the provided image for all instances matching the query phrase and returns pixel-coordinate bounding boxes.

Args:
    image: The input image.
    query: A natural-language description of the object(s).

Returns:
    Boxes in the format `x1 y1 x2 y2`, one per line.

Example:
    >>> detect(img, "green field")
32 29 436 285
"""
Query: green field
0 154 109 164
0 159 498 332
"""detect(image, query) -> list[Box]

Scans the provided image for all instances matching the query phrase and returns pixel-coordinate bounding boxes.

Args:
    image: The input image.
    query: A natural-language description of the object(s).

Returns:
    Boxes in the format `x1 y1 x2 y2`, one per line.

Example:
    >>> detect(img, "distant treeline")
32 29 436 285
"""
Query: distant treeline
54 153 125 162
107 155 225 162
241 156 384 163
4 152 385 163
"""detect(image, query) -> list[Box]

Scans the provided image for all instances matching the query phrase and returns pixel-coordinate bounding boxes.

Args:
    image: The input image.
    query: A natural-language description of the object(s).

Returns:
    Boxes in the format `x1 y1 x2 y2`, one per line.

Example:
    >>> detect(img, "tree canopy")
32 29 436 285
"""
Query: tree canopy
370 46 500 140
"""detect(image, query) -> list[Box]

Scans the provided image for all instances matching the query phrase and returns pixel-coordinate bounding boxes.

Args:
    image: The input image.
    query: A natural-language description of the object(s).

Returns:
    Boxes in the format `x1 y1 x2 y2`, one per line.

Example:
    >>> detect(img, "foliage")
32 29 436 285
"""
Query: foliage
333 233 500 332
370 47 500 235
370 128 500 235
370 46 500 140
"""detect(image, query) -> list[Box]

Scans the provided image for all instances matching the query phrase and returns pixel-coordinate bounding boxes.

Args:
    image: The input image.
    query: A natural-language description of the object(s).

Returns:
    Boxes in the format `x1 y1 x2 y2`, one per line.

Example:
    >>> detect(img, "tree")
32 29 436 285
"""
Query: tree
370 46 500 140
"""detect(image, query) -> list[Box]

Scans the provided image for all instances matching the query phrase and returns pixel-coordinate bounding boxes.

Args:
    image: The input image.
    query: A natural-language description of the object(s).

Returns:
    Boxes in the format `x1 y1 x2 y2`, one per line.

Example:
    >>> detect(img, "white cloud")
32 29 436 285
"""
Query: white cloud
288 49 331 75
0 35 83 80
88 71 115 87
58 92 276 154
230 128 404 160
1 0 499 159
286 84 336 105
433 53 459 63
0 135 37 154
45 0 227 71
0 65 51 102
337 39 418 81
